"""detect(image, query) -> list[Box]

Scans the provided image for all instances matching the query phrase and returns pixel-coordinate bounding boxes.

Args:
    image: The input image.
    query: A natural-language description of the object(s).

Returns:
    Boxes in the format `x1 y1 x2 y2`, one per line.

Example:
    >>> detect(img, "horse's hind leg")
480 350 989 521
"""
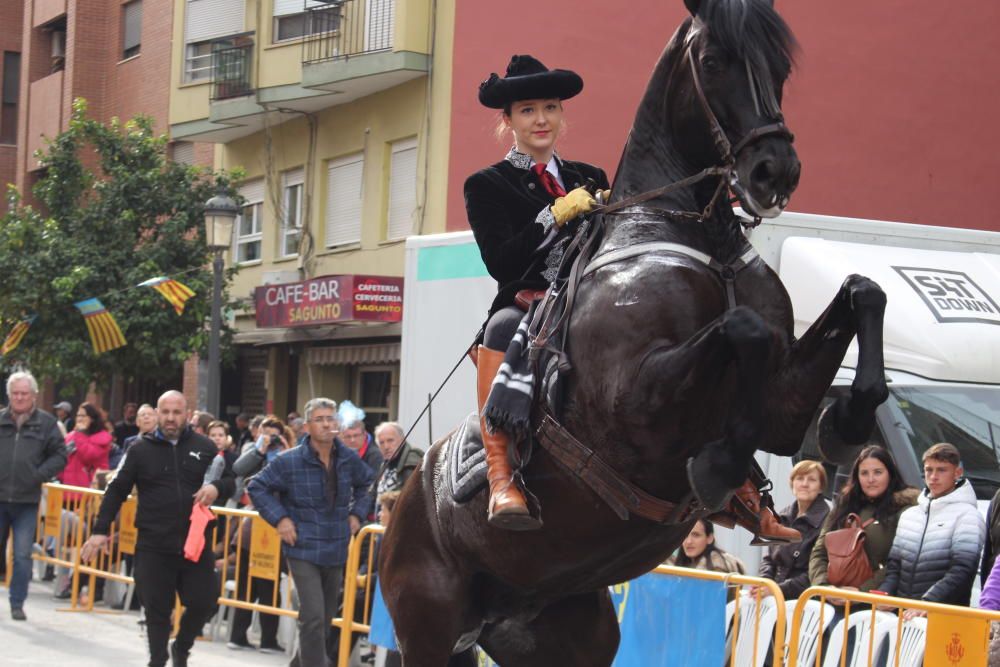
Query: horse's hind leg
478 589 620 667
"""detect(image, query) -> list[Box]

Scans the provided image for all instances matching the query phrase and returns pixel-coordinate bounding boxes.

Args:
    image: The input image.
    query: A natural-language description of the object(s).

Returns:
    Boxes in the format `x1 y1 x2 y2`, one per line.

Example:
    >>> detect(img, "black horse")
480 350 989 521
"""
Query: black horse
379 1 888 665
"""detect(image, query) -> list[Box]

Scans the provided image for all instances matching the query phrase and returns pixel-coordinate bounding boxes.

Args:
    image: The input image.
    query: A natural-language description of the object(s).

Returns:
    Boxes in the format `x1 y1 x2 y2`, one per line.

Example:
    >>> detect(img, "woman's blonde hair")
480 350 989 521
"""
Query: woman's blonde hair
789 459 827 489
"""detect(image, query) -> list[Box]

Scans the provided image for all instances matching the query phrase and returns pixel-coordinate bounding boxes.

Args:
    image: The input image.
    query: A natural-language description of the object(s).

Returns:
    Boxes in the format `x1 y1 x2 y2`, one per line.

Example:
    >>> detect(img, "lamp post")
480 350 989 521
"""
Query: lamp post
203 192 238 418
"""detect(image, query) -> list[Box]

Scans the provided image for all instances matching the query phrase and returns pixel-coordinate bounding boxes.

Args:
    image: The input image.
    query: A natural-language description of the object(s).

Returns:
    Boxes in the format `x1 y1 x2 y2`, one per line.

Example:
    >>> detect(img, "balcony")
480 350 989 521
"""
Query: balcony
211 43 254 101
300 0 429 97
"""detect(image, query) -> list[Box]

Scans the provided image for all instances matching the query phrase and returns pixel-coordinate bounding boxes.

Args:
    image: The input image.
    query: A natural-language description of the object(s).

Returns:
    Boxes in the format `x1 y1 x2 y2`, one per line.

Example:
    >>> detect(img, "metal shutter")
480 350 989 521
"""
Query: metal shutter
364 0 393 51
273 0 333 17
325 154 363 247
283 167 304 188
386 137 417 240
240 178 265 204
185 0 246 43
123 1 143 52
171 141 195 166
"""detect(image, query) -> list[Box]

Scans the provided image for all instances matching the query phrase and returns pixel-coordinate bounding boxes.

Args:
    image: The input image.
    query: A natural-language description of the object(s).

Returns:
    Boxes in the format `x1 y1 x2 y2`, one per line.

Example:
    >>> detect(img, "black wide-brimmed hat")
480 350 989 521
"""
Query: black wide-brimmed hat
478 55 584 109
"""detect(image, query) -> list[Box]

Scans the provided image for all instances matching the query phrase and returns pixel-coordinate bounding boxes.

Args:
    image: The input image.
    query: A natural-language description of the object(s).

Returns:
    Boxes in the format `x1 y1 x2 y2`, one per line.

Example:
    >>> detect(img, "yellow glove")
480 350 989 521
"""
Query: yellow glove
551 187 597 227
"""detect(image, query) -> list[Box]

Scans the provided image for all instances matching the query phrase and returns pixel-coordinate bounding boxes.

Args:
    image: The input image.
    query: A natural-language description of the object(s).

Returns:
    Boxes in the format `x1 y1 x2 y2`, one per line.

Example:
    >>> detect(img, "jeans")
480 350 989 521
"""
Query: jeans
134 549 217 667
0 502 39 610
287 557 343 667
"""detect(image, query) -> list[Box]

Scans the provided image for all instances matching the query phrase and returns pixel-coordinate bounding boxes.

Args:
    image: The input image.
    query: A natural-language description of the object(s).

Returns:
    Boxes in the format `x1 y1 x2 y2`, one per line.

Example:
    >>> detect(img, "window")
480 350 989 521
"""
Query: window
386 137 417 240
325 153 363 248
281 168 304 257
235 179 264 263
1 52 19 145
274 8 338 42
171 141 195 166
122 0 142 59
49 23 66 73
355 366 394 434
185 40 215 82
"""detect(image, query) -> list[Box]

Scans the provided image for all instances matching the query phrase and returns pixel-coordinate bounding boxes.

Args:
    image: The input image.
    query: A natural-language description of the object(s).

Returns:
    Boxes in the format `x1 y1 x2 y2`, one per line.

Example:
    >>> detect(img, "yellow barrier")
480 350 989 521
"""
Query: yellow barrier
27 483 381 667
787 586 1000 667
653 564 788 666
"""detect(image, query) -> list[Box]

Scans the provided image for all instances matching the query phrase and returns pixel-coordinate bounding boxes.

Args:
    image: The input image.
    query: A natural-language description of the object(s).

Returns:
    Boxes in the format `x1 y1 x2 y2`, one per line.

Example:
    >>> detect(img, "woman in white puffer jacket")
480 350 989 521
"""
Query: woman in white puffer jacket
878 443 985 607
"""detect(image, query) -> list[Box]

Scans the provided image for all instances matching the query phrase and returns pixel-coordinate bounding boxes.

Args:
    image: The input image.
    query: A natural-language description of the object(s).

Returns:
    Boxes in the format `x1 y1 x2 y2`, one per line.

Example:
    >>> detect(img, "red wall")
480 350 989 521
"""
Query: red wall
447 1 1000 231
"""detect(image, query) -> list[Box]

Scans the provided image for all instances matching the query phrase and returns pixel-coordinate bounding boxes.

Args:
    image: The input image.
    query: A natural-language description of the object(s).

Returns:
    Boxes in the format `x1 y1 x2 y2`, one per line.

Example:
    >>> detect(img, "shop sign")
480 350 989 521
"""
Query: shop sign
255 275 404 328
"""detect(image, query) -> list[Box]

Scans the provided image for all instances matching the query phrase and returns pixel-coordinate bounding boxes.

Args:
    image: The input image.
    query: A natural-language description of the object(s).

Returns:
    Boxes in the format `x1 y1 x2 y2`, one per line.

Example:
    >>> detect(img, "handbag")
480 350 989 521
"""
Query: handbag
825 513 876 588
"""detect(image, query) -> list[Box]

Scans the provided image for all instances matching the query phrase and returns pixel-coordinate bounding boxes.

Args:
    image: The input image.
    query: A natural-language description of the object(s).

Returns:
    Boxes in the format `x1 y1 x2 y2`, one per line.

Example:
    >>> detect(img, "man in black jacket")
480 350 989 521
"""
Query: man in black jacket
0 371 67 621
82 390 235 667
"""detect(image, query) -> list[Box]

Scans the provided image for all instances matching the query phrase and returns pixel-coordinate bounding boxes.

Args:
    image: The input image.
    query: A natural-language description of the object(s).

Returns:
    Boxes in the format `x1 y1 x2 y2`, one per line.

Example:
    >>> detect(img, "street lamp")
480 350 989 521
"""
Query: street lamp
203 192 238 418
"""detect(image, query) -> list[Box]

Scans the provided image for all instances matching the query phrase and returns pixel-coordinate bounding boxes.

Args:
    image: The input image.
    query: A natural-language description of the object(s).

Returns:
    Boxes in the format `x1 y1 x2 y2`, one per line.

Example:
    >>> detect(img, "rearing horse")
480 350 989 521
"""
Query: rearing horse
380 1 888 665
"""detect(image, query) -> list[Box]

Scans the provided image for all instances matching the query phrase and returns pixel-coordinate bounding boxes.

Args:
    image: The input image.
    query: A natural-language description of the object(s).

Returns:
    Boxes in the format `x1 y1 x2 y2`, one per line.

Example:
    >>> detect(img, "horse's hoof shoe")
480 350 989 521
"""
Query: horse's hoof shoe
686 456 734 513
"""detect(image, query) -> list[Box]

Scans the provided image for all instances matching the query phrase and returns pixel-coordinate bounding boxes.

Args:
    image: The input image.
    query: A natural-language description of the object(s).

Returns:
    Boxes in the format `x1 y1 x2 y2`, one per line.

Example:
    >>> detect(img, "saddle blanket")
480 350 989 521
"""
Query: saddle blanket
444 412 488 503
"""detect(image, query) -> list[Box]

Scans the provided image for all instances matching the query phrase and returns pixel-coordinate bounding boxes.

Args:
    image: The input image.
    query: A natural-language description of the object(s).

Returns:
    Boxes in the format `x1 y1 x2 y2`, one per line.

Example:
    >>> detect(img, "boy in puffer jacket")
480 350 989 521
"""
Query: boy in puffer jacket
878 443 985 615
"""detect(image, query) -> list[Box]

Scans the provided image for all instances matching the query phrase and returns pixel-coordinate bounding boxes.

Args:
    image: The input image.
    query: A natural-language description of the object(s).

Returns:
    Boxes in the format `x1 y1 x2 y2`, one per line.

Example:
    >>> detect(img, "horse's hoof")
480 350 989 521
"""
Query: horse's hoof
488 511 543 531
686 455 735 513
816 402 865 465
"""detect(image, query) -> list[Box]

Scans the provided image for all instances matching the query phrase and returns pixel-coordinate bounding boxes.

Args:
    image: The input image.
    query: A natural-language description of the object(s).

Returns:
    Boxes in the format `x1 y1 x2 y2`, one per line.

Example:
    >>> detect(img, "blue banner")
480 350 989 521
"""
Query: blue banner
369 571 727 665
612 573 727 667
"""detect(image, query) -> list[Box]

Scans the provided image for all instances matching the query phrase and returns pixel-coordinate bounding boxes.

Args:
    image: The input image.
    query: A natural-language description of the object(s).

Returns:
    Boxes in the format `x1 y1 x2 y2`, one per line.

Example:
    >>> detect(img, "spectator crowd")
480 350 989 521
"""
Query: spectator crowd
5 365 1000 665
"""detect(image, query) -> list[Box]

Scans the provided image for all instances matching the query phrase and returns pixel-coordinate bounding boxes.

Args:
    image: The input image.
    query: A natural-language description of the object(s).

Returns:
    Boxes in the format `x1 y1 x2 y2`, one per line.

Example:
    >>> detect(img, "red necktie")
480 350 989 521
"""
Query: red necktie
531 163 567 198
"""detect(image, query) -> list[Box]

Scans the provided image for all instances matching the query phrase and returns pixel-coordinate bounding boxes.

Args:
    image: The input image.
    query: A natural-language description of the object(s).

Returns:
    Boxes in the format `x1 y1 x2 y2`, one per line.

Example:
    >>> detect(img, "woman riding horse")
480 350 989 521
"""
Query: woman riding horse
466 54 798 544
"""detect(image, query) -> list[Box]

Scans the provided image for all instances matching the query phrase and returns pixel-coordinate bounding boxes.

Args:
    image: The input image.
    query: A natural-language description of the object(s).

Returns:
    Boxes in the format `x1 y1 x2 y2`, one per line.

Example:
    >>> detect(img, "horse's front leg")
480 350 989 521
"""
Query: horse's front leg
762 274 888 457
631 305 776 511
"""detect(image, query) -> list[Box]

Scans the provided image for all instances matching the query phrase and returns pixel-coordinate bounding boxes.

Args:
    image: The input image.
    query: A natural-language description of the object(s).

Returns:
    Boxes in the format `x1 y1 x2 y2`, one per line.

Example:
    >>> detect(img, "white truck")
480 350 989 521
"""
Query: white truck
398 212 1000 575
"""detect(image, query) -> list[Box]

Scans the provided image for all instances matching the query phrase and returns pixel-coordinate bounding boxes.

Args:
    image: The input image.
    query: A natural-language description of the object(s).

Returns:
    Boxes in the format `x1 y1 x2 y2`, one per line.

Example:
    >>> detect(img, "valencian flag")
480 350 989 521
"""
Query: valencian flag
139 276 195 315
74 298 127 354
0 315 36 356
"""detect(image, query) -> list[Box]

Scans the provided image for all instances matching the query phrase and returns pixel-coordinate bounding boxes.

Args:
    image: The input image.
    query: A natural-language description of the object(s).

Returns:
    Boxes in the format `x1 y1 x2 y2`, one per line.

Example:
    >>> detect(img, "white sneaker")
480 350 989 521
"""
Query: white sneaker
227 641 252 650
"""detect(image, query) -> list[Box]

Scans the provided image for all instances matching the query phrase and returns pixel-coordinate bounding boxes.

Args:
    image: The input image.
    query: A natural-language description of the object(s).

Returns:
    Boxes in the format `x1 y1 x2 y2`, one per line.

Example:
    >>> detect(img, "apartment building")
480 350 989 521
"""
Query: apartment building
168 0 455 428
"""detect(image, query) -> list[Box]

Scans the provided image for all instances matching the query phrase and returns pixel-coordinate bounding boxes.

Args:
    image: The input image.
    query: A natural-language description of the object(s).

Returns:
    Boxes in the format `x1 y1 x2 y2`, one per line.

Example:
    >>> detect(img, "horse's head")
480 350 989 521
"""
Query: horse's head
670 0 800 218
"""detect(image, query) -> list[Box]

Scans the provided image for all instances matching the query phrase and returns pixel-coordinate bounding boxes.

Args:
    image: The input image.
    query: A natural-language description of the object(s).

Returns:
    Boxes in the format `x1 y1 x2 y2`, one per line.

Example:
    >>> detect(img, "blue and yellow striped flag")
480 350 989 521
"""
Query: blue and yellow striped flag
74 299 126 354
1 315 36 356
139 276 196 315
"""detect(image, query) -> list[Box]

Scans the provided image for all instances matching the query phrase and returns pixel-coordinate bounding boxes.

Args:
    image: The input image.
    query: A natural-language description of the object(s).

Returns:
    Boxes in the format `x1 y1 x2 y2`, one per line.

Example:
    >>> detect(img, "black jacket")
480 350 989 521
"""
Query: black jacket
758 496 830 599
0 408 67 504
464 155 609 315
94 427 236 555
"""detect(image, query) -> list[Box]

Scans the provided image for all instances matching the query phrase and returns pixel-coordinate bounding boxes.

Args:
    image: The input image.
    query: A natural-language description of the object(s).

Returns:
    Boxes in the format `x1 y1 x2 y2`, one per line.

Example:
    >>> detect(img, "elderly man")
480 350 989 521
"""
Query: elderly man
374 422 423 496
249 398 373 667
0 371 67 621
111 403 157 469
82 390 234 667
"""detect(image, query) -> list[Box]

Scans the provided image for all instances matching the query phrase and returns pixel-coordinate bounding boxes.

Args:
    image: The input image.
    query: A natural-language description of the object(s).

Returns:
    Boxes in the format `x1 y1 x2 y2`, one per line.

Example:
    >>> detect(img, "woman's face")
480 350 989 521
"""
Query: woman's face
681 521 712 559
75 409 91 430
792 471 823 505
505 98 563 158
208 426 228 450
379 505 393 526
857 456 891 500
262 425 285 449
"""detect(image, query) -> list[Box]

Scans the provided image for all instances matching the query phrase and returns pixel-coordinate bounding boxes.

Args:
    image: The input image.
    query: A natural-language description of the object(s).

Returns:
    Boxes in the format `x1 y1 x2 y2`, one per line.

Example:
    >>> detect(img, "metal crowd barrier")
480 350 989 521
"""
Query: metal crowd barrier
653 564 788 666
17 483 382 667
787 586 1000 667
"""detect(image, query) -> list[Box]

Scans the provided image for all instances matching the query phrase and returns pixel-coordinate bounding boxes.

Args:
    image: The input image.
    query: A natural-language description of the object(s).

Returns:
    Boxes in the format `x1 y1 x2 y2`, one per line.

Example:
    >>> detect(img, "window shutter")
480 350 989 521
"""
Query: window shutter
185 0 246 43
283 167 304 188
123 1 143 51
273 0 331 17
364 0 394 51
325 154 363 247
387 137 417 240
240 178 265 203
171 141 195 166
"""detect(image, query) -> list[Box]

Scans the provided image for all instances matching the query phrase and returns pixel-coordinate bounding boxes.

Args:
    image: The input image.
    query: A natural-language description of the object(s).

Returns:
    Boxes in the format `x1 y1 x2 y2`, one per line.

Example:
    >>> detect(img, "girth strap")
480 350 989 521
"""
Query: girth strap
582 241 760 310
536 414 703 524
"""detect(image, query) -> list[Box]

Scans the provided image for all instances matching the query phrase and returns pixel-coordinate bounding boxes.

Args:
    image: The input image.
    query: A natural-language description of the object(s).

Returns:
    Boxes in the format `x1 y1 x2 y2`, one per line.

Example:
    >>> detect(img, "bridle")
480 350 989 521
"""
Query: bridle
596 42 794 229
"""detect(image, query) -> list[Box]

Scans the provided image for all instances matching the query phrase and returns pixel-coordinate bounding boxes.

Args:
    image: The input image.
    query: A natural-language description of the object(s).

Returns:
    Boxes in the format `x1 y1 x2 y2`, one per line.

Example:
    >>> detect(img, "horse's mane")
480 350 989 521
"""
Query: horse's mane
693 0 798 117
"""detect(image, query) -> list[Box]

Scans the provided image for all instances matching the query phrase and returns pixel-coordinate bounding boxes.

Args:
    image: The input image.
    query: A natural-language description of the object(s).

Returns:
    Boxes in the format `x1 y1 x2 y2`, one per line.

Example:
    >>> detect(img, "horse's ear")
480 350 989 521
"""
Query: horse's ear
684 0 701 16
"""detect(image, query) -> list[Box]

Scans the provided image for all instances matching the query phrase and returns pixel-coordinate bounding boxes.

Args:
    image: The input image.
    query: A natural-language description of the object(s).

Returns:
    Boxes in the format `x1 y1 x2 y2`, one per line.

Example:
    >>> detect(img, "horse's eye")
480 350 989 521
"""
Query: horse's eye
701 56 720 73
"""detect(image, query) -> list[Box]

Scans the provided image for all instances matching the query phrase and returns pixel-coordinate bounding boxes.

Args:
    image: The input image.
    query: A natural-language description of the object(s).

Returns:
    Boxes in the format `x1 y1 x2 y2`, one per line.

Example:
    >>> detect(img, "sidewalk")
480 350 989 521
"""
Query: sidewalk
0 579 293 666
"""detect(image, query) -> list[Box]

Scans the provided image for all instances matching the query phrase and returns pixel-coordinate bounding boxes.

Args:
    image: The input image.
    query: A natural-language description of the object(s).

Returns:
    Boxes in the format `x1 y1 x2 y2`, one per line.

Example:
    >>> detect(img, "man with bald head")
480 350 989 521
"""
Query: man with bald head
82 391 234 667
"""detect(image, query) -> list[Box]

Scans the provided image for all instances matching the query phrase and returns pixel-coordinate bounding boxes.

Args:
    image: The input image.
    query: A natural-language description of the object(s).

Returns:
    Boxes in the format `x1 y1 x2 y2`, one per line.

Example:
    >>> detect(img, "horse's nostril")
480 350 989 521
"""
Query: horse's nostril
750 160 775 187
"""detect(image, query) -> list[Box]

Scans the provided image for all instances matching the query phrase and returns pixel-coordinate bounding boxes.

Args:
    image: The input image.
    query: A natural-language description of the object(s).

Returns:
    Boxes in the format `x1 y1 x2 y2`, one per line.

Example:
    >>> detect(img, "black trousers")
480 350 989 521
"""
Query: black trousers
134 548 217 667
483 305 522 350
229 550 280 647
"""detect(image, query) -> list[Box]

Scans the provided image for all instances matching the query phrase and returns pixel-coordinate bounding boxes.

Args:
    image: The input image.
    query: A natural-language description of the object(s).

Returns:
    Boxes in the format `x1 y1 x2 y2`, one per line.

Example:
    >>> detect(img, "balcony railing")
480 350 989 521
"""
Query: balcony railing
211 42 254 100
303 0 394 64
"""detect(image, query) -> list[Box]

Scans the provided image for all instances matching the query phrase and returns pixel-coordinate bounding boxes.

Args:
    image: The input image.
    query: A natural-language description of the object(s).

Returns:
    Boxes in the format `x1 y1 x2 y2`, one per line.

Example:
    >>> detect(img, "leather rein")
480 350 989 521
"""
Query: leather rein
593 48 794 229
